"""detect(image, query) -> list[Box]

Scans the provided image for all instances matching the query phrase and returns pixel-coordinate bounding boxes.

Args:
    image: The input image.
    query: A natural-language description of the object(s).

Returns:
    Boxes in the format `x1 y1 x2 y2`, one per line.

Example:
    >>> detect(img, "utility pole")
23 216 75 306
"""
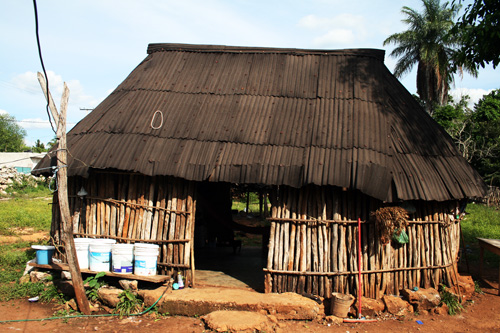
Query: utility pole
38 72 91 315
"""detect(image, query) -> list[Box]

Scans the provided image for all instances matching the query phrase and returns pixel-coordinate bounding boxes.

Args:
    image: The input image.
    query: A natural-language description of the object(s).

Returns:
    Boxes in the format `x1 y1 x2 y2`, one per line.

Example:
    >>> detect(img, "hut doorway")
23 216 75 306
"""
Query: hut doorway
194 182 268 291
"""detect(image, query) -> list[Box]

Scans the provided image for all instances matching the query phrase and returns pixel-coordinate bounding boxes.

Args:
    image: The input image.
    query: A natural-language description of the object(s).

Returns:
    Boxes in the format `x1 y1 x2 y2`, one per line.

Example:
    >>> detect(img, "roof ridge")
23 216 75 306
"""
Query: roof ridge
147 43 385 61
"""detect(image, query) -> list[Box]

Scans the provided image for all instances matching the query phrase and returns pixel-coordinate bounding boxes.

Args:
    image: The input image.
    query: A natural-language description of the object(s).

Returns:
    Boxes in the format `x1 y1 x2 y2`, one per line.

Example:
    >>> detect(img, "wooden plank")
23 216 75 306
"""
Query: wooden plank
29 262 169 283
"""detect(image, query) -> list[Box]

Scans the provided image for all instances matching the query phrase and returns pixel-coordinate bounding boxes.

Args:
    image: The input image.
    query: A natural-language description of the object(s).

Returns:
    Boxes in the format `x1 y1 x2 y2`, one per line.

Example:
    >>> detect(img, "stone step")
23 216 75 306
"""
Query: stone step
141 286 324 320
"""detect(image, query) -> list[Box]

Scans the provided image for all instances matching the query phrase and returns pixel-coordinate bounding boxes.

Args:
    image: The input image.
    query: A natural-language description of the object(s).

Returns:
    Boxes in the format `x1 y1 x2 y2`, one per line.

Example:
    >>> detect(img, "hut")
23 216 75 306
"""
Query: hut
34 43 486 299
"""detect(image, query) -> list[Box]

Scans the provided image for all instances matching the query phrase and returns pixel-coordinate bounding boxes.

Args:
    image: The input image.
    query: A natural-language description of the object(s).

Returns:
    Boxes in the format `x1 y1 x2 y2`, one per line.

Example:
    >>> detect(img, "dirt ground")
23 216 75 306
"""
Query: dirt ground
1 278 500 333
2 228 500 332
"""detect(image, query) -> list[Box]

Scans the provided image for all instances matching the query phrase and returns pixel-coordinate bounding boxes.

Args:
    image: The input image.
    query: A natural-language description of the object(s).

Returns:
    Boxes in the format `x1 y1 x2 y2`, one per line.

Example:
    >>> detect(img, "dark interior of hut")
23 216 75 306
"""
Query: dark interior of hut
194 182 269 291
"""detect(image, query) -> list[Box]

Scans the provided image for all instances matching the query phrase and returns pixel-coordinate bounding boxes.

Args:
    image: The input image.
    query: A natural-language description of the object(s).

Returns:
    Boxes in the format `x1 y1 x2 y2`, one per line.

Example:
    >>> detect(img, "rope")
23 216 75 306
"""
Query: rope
150 110 164 130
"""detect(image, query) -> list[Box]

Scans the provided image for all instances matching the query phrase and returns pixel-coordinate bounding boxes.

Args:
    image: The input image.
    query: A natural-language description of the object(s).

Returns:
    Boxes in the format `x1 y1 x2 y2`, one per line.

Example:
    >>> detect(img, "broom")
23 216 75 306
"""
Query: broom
343 218 377 323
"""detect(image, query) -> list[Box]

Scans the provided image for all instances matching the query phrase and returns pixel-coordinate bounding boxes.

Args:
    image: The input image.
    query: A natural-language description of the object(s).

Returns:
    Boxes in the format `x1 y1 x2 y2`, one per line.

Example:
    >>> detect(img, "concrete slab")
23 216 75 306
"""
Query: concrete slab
143 286 324 320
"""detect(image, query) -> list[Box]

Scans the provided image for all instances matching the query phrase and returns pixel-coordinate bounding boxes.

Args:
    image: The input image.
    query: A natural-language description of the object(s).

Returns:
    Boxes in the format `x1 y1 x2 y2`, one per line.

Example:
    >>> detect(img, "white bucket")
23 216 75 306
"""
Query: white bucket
89 239 116 272
73 238 92 269
112 244 135 274
134 243 160 276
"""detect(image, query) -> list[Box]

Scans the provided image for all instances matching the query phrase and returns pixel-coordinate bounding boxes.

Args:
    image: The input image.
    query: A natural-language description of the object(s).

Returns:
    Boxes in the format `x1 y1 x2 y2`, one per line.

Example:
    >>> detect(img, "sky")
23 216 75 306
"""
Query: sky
0 0 497 146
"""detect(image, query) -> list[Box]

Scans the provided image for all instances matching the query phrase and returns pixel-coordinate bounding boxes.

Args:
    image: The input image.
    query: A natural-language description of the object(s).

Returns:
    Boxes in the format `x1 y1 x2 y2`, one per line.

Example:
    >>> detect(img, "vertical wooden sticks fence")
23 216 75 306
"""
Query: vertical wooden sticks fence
52 172 196 282
264 185 461 299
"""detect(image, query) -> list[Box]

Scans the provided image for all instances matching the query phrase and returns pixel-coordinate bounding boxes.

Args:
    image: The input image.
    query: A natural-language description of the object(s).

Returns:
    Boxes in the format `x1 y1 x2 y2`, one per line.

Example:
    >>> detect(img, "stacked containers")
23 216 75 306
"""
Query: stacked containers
71 238 160 276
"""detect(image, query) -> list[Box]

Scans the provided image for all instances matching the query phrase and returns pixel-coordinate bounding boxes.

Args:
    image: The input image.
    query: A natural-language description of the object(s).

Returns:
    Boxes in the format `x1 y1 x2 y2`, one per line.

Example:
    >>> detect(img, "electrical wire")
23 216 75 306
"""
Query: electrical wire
32 0 56 134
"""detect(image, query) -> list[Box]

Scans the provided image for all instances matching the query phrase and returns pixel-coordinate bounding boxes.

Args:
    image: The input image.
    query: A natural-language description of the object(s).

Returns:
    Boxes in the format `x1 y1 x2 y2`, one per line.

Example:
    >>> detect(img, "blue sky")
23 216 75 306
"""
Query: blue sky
0 0 497 146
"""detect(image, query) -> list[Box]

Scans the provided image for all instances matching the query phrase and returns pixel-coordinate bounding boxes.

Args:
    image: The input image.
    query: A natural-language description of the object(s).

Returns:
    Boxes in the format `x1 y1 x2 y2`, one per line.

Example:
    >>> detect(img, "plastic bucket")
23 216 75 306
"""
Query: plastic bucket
112 243 135 274
89 239 116 272
32 245 55 265
331 292 355 318
134 243 160 276
73 238 92 269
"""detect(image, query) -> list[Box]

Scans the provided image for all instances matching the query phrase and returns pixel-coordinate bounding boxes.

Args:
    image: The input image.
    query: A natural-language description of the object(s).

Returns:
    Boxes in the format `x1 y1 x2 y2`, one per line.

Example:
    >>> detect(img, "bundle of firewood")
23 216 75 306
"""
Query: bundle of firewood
371 207 409 245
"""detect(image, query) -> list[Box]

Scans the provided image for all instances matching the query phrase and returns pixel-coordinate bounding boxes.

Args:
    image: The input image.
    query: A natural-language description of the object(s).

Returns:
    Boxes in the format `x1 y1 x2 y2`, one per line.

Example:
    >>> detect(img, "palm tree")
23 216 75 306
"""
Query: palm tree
384 0 476 114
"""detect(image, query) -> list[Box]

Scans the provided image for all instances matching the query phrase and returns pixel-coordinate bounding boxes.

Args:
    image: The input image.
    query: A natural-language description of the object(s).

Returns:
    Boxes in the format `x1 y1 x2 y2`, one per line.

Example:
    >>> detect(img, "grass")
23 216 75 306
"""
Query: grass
0 182 53 301
460 203 500 267
231 191 270 214
0 242 39 283
0 195 52 235
461 203 500 243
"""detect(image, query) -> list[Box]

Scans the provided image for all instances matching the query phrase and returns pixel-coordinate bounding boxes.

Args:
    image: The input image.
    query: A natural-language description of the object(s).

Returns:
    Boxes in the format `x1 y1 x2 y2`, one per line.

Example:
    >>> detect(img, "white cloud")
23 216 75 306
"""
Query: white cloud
17 118 52 130
313 29 356 45
450 88 493 107
299 13 365 30
298 13 367 47
9 71 102 125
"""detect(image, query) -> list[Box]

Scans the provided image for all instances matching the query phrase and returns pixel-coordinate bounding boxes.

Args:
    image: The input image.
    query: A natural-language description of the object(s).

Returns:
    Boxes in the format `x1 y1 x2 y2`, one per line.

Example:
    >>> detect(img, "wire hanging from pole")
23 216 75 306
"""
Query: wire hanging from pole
32 0 56 134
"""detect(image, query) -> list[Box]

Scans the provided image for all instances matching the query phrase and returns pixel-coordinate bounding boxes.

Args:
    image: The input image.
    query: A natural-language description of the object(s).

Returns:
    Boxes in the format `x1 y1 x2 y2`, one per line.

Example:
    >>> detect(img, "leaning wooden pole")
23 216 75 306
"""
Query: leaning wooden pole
38 72 91 315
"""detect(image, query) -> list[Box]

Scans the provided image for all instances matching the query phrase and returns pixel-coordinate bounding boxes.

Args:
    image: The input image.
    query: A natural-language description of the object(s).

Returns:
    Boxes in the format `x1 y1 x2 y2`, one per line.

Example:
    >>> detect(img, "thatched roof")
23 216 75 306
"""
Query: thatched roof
35 43 486 202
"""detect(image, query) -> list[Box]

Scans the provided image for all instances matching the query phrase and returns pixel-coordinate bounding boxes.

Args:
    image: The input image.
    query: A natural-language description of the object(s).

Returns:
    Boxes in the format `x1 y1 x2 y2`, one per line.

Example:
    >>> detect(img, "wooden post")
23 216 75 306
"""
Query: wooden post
38 72 91 315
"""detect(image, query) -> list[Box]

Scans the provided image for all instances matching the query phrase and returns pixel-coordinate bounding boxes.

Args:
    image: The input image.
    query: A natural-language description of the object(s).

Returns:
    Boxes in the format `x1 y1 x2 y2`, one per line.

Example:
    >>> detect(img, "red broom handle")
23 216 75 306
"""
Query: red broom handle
358 217 362 319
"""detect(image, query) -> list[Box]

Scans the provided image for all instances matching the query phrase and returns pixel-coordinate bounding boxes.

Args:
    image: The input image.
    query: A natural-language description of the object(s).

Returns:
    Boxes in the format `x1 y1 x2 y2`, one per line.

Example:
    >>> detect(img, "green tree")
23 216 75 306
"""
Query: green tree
453 0 500 69
434 90 500 186
0 113 27 152
32 139 48 153
433 95 474 159
469 89 500 185
47 137 57 150
383 0 477 114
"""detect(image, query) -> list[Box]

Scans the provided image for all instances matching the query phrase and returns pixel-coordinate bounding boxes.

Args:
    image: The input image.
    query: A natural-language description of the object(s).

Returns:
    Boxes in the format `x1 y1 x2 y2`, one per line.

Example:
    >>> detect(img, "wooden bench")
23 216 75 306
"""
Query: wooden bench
29 262 170 283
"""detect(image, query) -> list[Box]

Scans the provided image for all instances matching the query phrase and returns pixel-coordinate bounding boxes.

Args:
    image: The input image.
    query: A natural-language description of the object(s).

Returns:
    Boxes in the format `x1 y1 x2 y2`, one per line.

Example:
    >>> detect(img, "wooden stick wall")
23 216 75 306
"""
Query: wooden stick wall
264 185 461 299
51 172 196 281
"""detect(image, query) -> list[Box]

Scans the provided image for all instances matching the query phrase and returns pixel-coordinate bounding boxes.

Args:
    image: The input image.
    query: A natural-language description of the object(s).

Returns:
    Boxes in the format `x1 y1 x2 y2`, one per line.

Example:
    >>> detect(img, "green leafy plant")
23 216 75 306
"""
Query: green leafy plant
474 280 484 294
83 272 106 302
39 283 66 304
440 285 464 315
115 289 143 317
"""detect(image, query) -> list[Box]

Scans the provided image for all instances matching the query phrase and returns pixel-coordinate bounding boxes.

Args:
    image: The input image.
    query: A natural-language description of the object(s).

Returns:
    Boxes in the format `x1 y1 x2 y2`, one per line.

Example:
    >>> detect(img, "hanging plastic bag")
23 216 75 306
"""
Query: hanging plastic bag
392 228 409 244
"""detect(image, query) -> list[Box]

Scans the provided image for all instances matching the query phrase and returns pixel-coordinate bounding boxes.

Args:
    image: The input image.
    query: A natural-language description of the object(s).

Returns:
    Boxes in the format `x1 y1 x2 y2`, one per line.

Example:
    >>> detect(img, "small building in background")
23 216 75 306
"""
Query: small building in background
0 152 47 174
